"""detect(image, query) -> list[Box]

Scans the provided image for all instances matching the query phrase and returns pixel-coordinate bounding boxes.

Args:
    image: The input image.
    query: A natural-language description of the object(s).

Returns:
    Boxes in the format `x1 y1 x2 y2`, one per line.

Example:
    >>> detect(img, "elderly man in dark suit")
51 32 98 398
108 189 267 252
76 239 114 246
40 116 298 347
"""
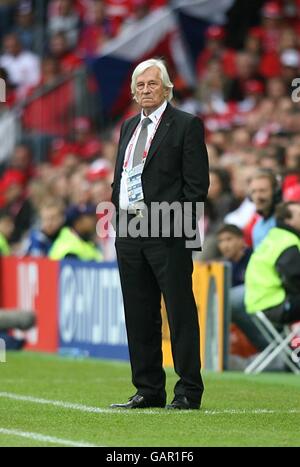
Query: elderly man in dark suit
110 58 209 410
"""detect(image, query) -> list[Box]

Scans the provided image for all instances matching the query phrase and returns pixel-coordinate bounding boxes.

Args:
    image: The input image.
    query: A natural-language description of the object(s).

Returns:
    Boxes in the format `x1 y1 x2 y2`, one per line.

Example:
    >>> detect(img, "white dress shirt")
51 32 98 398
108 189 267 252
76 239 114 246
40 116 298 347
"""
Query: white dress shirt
119 100 167 210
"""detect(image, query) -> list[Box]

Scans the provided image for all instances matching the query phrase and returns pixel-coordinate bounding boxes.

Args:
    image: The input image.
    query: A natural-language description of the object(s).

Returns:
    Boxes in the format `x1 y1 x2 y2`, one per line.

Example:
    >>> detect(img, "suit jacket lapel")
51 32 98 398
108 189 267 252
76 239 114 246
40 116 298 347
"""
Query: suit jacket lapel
143 103 174 171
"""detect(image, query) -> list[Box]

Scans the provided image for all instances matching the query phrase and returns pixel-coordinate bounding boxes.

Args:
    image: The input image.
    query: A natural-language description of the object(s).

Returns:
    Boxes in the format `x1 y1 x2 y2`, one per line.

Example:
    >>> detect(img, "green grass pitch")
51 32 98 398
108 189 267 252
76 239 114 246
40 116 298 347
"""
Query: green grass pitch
0 352 299 447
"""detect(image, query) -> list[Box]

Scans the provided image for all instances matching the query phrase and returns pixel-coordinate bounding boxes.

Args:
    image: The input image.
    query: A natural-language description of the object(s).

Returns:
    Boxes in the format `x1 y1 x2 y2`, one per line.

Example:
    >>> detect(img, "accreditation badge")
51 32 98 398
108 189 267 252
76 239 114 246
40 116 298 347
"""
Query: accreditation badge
127 162 144 208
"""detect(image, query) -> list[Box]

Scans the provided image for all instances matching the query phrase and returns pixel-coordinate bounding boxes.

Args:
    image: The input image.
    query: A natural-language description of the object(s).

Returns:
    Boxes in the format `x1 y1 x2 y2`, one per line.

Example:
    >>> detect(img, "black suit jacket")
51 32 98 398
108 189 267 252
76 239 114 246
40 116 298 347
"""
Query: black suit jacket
111 103 209 250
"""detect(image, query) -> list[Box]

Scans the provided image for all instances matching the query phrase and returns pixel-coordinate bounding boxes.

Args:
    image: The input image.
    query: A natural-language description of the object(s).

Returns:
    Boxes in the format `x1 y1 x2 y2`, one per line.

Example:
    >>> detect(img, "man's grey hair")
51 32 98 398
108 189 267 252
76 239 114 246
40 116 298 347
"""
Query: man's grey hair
131 58 174 102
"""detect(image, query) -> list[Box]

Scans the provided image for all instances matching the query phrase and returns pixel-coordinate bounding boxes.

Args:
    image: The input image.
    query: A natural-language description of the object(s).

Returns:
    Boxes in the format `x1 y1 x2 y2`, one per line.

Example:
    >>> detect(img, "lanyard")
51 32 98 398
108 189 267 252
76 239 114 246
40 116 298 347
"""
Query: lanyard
123 112 164 170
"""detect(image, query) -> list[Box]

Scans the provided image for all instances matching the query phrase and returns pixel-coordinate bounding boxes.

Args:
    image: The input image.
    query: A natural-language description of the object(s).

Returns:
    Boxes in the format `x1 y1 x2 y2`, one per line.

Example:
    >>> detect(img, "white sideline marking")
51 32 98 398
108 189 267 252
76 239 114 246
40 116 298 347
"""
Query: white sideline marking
0 428 98 447
0 392 112 414
203 409 300 415
0 392 300 416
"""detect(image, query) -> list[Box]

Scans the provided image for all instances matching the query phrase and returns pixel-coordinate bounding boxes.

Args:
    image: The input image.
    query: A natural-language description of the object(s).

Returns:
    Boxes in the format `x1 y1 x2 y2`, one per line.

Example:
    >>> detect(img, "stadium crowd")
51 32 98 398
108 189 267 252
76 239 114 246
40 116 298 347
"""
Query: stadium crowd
0 0 300 361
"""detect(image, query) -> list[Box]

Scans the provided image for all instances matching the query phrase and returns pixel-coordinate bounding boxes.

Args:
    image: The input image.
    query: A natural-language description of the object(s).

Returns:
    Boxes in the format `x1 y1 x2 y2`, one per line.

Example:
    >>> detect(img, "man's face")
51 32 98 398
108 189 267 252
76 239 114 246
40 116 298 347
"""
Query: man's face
40 207 64 236
135 66 169 114
5 183 22 204
218 232 244 261
50 35 67 56
12 145 31 170
249 177 274 215
286 204 300 233
58 0 72 15
4 35 20 56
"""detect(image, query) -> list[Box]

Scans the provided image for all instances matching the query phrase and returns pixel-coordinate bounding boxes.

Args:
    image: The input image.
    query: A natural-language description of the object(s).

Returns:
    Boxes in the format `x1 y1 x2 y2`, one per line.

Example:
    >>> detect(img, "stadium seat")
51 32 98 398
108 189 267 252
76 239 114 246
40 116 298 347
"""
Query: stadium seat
244 312 300 374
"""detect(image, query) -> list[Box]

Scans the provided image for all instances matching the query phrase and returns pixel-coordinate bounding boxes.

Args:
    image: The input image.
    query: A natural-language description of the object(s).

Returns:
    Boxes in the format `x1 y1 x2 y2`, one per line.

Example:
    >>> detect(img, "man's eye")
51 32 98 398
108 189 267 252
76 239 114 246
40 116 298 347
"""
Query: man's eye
137 82 157 90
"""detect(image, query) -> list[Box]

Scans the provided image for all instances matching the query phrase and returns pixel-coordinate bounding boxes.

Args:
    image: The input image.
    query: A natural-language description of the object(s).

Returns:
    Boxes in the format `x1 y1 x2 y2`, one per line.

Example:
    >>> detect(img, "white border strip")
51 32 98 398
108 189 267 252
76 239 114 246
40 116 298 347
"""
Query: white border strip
0 428 98 447
1 392 300 415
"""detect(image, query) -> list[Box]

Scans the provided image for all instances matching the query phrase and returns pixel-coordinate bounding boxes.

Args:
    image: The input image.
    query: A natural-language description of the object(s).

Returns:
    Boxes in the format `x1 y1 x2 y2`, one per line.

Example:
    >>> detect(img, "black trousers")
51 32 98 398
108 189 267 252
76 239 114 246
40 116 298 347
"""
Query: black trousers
115 234 204 405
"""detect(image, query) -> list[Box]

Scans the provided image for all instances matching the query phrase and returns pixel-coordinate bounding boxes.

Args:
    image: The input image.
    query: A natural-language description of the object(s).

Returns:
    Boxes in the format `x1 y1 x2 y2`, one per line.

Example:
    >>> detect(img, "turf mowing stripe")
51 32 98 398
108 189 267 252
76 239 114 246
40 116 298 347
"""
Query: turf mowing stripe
0 428 98 447
1 392 300 416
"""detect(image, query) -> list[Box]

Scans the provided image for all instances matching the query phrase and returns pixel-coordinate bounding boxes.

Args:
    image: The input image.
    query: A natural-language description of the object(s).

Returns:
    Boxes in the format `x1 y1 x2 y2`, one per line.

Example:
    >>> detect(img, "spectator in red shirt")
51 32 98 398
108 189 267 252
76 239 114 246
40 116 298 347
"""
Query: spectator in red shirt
238 79 265 113
78 0 113 56
225 51 263 103
196 25 236 79
260 27 298 78
22 54 75 139
0 169 35 243
249 2 284 79
50 116 102 166
105 0 131 35
8 143 35 181
244 27 263 56
0 143 35 182
71 116 103 160
260 1 284 54
49 31 83 73
25 55 63 94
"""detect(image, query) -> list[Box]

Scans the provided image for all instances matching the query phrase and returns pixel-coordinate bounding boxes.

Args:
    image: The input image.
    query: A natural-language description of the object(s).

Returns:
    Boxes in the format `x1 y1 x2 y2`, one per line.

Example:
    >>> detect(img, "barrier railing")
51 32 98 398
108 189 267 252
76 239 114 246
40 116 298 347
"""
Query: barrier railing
0 257 231 371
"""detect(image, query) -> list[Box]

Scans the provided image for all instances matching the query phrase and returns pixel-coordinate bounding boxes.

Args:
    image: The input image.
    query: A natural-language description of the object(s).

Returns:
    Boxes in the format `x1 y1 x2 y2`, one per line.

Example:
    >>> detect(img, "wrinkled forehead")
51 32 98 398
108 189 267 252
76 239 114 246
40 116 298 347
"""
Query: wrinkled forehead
136 66 162 82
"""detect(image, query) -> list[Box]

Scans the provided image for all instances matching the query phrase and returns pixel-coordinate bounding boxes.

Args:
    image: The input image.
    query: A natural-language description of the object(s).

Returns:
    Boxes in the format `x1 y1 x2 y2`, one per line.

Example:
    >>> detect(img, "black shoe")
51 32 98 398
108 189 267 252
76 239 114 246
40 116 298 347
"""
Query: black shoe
110 394 165 409
166 396 200 410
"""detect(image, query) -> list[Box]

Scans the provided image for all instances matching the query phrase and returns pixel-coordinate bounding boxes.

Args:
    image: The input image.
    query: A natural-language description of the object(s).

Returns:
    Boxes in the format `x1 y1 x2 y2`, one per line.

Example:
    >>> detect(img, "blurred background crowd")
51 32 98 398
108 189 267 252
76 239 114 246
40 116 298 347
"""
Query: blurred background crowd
0 0 299 265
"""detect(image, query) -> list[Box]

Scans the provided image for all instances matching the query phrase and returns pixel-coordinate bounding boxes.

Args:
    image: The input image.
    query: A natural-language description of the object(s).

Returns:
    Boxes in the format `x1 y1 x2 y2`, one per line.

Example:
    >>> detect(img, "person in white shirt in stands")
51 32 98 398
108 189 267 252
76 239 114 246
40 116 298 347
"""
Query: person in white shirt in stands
0 32 40 99
48 0 81 49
